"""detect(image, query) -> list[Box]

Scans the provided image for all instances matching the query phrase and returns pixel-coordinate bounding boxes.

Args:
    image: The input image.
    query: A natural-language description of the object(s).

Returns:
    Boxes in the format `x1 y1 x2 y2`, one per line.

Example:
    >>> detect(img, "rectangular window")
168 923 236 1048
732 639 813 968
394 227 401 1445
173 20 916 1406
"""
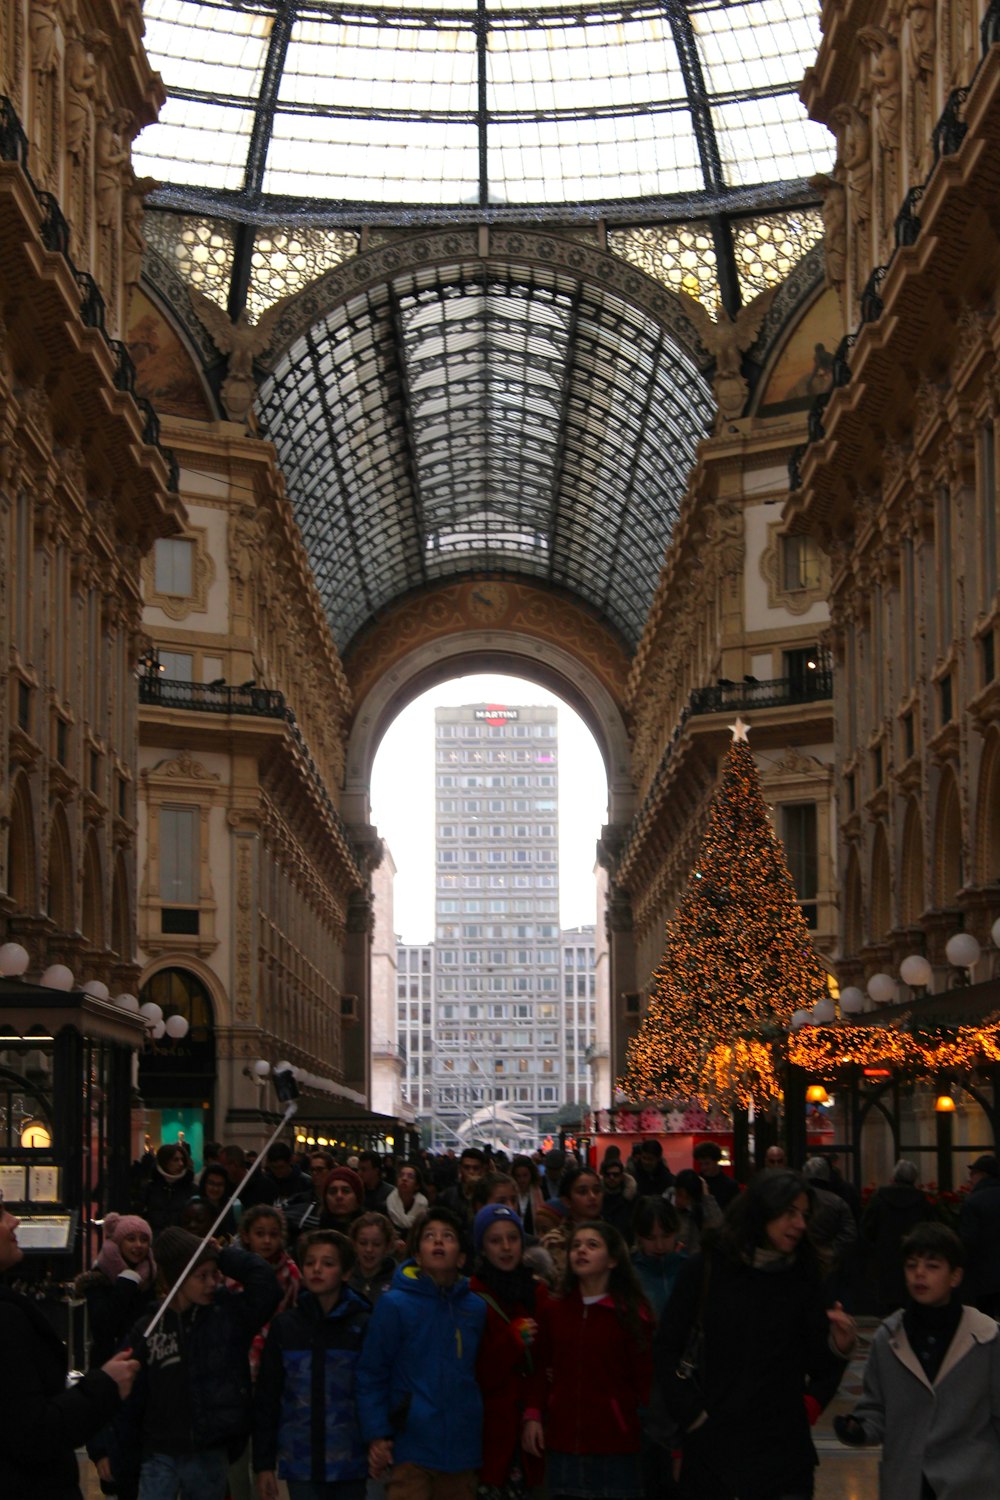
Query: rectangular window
937 487 953 647
781 532 821 592
159 650 194 682
781 803 818 916
982 423 998 605
155 538 194 596
160 806 199 904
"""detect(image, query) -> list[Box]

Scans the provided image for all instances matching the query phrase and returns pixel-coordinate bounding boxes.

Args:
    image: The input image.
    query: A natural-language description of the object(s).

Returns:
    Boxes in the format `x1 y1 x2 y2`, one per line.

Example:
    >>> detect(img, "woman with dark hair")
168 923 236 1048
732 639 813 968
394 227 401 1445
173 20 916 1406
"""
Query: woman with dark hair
655 1170 856 1500
317 1165 365 1235
190 1161 239 1242
670 1169 721 1256
137 1143 195 1233
535 1166 604 1283
385 1161 428 1236
511 1154 546 1234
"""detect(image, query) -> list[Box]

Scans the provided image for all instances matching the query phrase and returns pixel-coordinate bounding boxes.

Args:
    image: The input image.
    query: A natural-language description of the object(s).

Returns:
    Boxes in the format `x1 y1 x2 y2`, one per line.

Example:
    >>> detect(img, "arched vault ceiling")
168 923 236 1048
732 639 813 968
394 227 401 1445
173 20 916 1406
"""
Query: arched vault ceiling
255 258 714 654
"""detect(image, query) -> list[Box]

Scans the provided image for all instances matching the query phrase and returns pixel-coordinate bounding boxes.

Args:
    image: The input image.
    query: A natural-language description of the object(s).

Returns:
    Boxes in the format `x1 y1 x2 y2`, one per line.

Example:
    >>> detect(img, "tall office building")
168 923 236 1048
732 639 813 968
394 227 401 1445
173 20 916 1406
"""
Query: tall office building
428 704 562 1145
561 926 597 1113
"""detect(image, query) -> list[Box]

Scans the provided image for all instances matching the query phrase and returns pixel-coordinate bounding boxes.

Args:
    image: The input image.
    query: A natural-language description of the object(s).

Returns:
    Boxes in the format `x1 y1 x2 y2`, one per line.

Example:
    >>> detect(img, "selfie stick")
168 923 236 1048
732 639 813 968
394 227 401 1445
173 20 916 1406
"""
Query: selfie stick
141 1066 299 1339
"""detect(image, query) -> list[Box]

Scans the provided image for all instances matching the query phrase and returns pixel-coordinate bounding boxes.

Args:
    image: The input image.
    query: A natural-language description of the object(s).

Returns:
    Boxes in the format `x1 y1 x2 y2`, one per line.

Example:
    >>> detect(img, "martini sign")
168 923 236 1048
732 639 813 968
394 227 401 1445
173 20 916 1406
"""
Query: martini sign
475 705 519 724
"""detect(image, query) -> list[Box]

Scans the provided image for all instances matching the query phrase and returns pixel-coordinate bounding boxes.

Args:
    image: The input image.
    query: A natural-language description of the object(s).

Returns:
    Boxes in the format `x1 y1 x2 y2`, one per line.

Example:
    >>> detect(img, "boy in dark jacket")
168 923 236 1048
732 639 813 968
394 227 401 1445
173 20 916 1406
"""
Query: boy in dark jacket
122 1224 279 1499
253 1229 371 1499
356 1206 486 1499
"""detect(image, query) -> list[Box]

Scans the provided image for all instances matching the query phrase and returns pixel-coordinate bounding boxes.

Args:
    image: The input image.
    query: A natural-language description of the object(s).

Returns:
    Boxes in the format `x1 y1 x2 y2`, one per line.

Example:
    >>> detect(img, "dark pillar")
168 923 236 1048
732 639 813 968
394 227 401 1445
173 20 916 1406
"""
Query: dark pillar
53 1026 85 1209
935 1103 954 1191
785 1062 808 1171
731 1105 751 1182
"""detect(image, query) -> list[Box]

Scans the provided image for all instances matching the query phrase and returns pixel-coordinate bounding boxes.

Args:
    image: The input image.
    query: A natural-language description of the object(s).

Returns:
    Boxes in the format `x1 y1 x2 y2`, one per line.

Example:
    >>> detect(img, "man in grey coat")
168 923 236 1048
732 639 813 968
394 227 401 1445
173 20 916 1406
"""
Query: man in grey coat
835 1223 1000 1499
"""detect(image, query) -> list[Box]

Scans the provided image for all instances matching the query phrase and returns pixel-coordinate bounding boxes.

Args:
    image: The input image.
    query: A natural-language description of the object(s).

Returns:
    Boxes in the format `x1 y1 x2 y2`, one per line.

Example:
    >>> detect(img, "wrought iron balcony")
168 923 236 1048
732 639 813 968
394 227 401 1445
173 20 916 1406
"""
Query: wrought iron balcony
690 668 833 715
138 677 286 717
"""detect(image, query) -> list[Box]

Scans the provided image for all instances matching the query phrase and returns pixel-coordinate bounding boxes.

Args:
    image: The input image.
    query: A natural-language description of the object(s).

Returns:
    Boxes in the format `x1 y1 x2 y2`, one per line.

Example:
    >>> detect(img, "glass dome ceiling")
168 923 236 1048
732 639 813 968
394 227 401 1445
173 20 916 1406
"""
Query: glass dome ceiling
137 0 834 225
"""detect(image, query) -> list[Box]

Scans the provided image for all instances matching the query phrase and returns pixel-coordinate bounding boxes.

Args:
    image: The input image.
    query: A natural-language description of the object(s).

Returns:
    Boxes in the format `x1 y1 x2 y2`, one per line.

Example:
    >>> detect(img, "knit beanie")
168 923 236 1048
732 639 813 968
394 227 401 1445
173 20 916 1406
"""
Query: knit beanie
154 1225 218 1288
473 1203 524 1254
95 1211 156 1287
325 1166 364 1203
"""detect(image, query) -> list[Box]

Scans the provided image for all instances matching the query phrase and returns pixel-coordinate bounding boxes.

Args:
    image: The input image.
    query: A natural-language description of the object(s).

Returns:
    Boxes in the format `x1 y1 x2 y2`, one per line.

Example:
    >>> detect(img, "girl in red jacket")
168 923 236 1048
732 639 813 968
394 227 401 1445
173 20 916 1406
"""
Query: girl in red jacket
470 1203 549 1499
525 1220 653 1500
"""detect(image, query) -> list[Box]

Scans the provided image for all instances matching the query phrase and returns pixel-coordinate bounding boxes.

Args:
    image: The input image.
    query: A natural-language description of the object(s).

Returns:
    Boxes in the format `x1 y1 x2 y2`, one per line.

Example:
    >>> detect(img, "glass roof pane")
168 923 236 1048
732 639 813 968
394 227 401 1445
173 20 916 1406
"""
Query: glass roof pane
712 94 833 186
282 17 477 112
264 114 480 202
142 0 271 98
691 0 819 95
487 15 685 115
491 111 703 204
135 99 255 192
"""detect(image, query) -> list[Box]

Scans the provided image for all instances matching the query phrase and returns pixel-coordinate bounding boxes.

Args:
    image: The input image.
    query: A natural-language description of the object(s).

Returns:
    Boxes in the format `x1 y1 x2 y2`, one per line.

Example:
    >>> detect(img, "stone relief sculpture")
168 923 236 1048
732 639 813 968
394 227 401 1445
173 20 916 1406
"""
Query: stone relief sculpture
858 23 901 252
809 172 847 302
830 103 872 296
676 286 776 425
94 107 130 227
190 287 298 425
905 0 936 176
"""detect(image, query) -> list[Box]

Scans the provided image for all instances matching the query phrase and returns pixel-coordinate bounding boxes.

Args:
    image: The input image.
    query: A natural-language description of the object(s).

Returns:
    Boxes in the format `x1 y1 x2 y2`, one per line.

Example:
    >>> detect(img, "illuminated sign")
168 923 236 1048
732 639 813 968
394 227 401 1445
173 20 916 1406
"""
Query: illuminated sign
474 706 519 723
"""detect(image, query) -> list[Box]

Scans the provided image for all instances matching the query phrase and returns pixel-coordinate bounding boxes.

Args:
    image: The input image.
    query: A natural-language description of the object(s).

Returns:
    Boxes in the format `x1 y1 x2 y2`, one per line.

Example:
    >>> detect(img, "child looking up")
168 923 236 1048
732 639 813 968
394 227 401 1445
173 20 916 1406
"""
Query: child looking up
125 1225 279 1499
348 1213 397 1306
525 1220 652 1500
238 1205 301 1378
253 1229 371 1500
356 1206 487 1499
835 1222 1000 1498
469 1204 548 1500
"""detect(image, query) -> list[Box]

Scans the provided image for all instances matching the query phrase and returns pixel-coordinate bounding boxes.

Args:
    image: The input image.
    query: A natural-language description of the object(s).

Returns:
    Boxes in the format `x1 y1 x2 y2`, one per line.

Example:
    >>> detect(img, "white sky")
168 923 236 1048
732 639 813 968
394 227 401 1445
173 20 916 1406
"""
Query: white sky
370 672 608 944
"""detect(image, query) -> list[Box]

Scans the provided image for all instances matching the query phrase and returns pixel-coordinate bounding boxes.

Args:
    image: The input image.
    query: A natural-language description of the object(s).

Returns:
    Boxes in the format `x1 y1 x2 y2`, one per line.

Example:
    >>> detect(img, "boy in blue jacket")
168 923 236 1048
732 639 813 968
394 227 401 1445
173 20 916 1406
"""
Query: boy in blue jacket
356 1206 486 1500
253 1229 371 1500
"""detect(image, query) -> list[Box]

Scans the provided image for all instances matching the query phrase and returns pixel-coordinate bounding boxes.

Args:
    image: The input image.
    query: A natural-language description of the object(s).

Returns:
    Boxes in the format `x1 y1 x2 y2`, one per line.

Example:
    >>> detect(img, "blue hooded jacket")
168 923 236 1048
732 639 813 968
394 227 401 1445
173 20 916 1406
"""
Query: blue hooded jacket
355 1260 486 1472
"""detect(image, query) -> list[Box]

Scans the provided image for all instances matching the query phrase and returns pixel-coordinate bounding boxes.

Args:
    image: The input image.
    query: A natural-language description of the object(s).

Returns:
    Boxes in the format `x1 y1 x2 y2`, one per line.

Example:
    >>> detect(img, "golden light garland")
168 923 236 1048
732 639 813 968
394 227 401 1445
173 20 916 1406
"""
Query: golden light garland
789 1019 1000 1077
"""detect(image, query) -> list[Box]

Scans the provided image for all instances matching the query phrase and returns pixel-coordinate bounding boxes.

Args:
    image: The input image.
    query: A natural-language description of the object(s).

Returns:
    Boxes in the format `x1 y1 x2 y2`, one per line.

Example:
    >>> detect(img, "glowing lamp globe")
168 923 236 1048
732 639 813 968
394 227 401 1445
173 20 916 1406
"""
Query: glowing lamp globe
790 1009 812 1030
992 917 1000 950
139 1001 163 1024
811 998 836 1024
945 933 981 970
935 1093 956 1114
150 1020 166 1040
40 964 74 991
0 943 30 977
900 955 932 989
115 993 140 1012
252 1059 271 1078
164 1014 189 1039
867 973 897 1005
839 986 865 1015
275 1060 293 1075
82 979 110 1001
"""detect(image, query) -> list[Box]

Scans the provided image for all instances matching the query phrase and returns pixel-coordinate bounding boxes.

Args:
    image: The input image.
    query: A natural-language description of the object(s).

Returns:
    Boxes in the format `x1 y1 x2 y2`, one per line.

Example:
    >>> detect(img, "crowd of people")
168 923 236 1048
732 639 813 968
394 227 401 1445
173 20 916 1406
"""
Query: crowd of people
0 1136 998 1500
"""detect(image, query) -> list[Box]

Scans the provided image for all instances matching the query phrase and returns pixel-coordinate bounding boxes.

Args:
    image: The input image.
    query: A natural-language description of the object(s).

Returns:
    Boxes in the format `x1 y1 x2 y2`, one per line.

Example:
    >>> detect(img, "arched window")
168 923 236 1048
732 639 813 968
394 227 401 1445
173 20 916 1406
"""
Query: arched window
81 830 104 948
843 847 863 957
933 769 963 908
7 773 35 914
870 823 891 942
112 853 132 963
974 730 1000 888
46 804 74 932
899 799 924 927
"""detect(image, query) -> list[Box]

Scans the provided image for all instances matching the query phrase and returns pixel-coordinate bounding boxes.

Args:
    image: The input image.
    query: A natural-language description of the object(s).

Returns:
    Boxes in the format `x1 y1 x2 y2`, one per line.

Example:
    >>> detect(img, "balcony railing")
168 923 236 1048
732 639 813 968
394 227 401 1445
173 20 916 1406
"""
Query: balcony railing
138 677 286 717
690 668 833 715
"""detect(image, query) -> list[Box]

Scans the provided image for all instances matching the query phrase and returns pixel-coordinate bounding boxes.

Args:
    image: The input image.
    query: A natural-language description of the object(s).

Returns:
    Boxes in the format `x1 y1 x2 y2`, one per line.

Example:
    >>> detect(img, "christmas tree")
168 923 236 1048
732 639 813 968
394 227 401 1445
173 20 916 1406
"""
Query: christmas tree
621 718 831 1109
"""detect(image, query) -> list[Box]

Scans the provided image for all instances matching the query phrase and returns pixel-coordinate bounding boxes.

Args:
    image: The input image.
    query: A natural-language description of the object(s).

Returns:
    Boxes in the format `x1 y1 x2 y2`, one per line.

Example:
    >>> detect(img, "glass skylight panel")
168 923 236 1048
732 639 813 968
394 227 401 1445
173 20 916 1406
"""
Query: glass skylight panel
142 0 270 98
691 0 818 96
492 111 702 203
134 100 254 191
264 114 479 201
487 15 684 115
282 18 477 112
713 94 833 185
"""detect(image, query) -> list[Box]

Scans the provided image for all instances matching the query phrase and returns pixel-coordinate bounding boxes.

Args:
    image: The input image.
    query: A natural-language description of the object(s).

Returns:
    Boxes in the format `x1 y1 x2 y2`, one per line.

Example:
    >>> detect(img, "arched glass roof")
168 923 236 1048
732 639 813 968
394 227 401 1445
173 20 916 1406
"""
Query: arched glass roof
256 261 714 652
137 0 833 225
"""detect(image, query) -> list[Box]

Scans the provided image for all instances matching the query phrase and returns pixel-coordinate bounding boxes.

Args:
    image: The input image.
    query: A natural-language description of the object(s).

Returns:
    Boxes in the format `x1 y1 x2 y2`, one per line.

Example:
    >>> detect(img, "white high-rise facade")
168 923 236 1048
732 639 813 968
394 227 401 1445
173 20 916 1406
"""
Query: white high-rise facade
432 703 562 1145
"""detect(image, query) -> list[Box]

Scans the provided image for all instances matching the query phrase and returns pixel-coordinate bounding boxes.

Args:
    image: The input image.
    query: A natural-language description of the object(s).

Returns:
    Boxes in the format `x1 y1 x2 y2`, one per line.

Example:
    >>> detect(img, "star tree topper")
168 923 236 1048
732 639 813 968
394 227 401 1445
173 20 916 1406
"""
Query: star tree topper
728 716 750 742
